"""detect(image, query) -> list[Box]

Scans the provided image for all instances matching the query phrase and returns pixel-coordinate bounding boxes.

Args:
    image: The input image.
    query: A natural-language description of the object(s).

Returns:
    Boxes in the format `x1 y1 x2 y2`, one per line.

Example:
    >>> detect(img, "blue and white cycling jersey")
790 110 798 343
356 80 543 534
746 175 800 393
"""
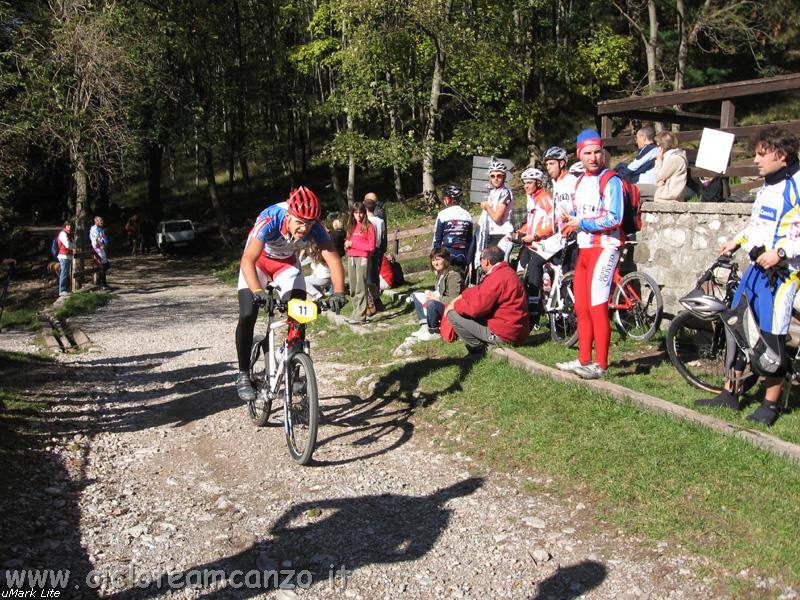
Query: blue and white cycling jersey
248 202 330 259
735 171 800 271
433 205 473 250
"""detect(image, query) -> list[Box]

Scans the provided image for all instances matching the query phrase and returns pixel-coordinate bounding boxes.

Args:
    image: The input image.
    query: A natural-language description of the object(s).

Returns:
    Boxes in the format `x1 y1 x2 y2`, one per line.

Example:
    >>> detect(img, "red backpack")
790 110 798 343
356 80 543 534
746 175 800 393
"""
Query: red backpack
578 169 642 236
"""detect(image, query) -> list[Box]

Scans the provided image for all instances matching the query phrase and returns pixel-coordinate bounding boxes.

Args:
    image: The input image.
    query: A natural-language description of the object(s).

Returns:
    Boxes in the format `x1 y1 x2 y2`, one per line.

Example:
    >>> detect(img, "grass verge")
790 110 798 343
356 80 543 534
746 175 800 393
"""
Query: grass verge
310 316 800 594
54 291 112 320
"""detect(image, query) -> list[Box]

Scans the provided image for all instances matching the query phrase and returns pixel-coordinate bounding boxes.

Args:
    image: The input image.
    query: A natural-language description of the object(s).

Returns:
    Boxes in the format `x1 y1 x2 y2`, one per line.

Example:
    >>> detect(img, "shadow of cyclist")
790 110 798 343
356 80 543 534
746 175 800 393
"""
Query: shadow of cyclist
104 477 484 599
312 355 482 466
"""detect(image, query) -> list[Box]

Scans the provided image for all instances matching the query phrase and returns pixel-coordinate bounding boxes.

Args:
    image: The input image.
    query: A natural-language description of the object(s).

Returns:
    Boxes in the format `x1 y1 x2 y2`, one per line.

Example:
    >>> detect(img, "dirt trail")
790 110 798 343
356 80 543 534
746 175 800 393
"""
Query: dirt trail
1 256 738 599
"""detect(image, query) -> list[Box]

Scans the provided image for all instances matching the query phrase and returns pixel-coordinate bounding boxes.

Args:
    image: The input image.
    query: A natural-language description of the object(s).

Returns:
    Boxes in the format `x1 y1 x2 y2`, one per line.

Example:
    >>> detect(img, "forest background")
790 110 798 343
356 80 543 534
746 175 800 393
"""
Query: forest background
1 0 799 251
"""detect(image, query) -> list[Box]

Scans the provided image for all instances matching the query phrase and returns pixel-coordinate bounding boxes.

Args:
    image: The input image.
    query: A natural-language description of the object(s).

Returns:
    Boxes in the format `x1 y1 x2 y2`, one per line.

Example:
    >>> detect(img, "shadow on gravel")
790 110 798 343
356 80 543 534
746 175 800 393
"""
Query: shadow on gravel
313 356 480 466
50 363 238 434
75 348 206 367
0 353 99 599
104 477 484 599
534 560 607 599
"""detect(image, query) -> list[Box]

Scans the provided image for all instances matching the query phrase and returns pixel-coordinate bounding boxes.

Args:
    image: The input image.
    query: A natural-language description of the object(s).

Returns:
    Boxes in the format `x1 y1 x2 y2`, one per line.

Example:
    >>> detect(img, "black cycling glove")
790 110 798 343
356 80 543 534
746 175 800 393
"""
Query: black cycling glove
252 288 271 307
328 292 348 314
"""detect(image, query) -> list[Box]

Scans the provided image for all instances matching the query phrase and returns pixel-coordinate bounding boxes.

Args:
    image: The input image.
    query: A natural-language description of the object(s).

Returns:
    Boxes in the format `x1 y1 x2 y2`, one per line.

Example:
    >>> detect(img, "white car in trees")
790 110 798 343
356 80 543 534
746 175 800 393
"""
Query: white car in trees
156 220 196 254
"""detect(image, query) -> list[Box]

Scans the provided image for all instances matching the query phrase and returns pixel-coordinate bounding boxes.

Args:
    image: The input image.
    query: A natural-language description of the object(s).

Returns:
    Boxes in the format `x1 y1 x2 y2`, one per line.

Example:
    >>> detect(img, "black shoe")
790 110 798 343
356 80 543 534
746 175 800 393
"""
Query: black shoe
746 401 779 427
465 345 486 359
236 371 255 402
695 389 741 411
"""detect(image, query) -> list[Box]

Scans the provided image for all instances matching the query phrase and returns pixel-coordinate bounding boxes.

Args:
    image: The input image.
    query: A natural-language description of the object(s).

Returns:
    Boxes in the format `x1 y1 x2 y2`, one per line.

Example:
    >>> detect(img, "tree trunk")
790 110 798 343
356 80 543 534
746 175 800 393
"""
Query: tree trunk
646 0 659 95
346 112 355 207
239 157 252 200
202 146 232 247
96 169 110 217
421 0 452 206
329 164 347 212
148 142 163 223
387 99 405 203
675 0 688 92
72 148 89 290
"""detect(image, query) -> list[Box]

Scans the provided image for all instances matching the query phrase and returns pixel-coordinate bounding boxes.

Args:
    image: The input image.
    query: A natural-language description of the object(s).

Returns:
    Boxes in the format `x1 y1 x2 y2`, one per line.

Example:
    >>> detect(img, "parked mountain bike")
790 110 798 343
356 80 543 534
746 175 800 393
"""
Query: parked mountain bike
248 285 331 465
536 239 663 347
666 254 740 393
668 253 800 401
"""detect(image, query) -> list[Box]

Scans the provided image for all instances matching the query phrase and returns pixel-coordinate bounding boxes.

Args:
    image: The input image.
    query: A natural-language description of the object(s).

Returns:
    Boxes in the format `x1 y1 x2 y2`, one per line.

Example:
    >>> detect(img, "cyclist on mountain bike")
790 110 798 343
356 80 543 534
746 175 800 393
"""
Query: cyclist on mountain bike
515 167 554 320
432 183 473 269
697 126 800 426
235 187 347 401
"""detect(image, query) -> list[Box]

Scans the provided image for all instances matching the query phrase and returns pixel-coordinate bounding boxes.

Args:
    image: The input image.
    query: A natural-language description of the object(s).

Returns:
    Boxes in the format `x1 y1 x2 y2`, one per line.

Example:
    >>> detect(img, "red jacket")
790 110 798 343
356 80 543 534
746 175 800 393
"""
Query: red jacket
453 261 530 343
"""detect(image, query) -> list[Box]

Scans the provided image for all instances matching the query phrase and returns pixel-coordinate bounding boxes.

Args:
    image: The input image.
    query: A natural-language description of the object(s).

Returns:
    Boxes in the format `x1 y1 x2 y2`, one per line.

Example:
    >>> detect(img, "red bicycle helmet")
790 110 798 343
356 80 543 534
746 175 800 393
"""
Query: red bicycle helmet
287 186 321 220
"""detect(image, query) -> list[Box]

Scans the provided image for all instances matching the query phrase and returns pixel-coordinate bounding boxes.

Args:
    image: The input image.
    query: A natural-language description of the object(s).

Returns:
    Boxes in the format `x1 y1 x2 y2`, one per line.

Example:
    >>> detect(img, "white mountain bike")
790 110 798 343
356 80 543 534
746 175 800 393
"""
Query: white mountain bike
248 285 330 465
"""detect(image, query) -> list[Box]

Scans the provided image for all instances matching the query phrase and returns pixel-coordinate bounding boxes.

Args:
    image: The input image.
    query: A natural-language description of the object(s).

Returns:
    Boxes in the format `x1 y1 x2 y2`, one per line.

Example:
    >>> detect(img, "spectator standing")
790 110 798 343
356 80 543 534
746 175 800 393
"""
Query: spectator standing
544 146 579 270
329 218 346 257
614 126 658 187
557 129 624 380
515 168 554 320
444 245 530 356
697 126 800 426
653 131 688 202
125 214 142 256
432 183 473 269
410 247 463 341
344 202 376 324
364 194 386 314
56 221 74 297
89 215 110 290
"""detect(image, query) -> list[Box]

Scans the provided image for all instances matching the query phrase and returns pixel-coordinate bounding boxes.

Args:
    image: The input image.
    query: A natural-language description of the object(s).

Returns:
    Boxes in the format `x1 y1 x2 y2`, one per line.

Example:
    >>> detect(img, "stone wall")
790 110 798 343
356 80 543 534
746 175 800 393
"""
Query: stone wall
631 201 751 318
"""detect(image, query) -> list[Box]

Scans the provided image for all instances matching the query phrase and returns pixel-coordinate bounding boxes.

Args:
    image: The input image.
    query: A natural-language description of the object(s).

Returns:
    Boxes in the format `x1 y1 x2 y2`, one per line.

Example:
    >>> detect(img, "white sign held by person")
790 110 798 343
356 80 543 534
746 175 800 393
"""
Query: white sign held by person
695 128 736 175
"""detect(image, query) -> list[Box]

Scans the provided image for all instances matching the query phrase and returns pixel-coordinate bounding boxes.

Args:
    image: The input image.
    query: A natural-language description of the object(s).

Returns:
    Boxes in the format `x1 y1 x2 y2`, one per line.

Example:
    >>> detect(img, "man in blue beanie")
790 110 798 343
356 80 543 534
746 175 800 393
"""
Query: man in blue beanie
557 129 624 380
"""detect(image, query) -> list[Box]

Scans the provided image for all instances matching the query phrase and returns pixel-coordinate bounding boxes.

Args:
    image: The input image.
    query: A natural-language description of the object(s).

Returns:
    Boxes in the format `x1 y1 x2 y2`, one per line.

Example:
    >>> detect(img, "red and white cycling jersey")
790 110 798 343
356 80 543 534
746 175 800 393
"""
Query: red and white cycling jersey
572 169 623 249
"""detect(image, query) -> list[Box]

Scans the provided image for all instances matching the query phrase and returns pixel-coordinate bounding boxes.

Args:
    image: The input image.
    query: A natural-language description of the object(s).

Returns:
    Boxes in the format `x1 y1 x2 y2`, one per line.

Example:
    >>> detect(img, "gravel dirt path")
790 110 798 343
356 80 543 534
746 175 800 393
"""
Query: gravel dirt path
1 256 759 599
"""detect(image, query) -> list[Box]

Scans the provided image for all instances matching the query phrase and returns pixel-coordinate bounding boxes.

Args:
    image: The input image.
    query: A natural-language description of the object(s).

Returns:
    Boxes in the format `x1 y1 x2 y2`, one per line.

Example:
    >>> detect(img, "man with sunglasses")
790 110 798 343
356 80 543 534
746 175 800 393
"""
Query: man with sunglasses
234 186 347 402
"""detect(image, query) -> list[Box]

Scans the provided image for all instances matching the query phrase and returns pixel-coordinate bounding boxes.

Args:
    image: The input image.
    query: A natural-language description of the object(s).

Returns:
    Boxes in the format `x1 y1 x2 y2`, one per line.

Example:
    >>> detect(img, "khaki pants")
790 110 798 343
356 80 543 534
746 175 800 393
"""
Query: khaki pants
347 256 369 320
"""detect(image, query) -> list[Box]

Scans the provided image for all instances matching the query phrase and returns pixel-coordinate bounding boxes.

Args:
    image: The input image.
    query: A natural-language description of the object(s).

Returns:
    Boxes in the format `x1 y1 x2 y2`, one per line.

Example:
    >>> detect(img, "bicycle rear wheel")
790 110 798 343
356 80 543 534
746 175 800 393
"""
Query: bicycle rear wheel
549 272 578 347
612 271 663 341
247 335 272 426
284 352 319 465
666 310 731 393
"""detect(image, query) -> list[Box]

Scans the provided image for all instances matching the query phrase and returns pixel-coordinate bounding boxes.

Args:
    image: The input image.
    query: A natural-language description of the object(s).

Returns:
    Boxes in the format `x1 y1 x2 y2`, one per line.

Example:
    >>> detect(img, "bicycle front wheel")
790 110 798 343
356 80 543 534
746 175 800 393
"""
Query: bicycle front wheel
284 352 319 465
247 335 272 426
666 310 731 393
612 271 663 341
549 271 579 348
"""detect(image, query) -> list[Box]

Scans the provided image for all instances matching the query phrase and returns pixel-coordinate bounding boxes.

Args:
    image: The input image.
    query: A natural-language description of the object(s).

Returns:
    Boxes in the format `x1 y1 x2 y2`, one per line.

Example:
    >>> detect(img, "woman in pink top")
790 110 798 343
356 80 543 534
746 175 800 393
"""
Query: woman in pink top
344 202 376 323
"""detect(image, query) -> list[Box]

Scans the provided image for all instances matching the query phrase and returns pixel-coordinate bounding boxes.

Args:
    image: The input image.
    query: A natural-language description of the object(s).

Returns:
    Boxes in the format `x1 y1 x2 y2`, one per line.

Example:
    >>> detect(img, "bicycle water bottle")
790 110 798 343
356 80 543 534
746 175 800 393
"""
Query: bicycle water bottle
543 272 552 293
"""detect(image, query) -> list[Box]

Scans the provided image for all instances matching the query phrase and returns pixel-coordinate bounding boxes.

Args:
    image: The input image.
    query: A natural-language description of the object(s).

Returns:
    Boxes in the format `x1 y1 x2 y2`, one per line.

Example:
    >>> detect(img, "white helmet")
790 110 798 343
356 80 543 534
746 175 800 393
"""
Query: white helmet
487 158 507 174
521 167 544 181
568 161 585 177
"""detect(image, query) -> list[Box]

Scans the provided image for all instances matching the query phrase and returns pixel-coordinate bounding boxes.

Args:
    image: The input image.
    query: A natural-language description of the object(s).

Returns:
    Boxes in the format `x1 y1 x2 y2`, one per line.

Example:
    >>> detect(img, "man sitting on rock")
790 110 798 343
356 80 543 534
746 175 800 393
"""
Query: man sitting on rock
444 245 530 356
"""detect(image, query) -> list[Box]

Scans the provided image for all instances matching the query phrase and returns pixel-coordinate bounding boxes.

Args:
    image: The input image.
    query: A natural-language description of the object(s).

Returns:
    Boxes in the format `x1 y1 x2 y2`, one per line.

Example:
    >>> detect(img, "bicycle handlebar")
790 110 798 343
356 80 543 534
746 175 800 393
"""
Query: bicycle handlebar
253 285 331 314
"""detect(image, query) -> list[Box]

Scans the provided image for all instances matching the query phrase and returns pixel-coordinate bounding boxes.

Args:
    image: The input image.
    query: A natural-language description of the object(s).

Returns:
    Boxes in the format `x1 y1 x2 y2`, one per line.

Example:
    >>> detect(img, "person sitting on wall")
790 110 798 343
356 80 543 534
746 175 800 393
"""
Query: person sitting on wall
614 126 658 188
